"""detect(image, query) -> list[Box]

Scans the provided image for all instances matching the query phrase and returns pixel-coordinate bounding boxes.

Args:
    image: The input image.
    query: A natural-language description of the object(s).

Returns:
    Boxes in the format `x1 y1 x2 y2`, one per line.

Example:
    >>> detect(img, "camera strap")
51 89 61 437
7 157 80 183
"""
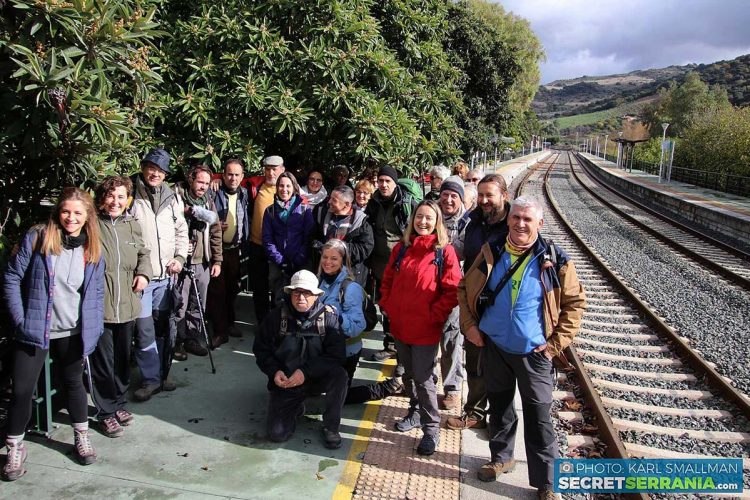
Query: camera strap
485 246 534 307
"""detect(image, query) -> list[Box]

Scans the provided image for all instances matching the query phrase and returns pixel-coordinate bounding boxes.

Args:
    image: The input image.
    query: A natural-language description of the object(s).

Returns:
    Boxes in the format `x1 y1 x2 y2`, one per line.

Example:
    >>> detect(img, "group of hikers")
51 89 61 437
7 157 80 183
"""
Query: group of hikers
2 148 585 500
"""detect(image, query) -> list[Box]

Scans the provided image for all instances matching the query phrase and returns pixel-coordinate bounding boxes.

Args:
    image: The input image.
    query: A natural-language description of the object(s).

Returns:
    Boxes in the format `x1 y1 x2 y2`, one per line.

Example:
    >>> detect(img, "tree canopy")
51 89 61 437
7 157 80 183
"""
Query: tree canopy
0 0 544 240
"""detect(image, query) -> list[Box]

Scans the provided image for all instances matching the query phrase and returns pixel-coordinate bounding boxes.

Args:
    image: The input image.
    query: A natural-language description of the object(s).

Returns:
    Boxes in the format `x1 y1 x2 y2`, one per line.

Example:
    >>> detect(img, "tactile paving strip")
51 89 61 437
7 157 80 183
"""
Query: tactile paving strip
352 381 462 499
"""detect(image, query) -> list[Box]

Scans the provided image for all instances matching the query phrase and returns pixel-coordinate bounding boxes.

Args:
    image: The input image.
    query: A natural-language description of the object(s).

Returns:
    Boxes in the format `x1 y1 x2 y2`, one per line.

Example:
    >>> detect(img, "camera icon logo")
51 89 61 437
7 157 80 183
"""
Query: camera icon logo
559 461 574 474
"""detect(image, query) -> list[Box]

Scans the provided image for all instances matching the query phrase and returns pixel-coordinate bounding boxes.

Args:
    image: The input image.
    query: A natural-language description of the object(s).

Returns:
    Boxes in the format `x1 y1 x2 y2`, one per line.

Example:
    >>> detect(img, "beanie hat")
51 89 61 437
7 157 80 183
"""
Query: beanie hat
440 176 465 202
377 165 399 184
141 147 171 174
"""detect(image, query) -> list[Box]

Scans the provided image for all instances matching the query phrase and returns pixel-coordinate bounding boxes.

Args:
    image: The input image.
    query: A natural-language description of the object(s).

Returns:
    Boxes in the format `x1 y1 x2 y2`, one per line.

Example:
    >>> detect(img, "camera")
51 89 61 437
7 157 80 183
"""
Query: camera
476 290 494 315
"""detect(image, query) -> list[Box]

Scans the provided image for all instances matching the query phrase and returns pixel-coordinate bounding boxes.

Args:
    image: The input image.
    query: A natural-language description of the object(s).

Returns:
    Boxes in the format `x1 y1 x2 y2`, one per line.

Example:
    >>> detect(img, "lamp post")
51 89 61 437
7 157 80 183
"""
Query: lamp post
658 122 669 181
616 132 623 167
595 136 600 157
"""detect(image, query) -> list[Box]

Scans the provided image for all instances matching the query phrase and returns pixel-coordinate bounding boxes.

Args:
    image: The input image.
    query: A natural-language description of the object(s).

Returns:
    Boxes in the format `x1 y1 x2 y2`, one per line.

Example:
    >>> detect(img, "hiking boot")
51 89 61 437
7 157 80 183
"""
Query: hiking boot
477 459 516 482
446 413 486 430
382 377 404 396
2 440 27 481
211 335 228 349
162 379 177 392
416 434 440 456
133 383 162 402
370 349 396 362
74 429 97 465
395 411 421 432
440 392 461 411
322 427 342 449
537 486 561 500
114 409 134 426
183 339 208 357
228 325 242 338
172 343 187 361
99 416 124 438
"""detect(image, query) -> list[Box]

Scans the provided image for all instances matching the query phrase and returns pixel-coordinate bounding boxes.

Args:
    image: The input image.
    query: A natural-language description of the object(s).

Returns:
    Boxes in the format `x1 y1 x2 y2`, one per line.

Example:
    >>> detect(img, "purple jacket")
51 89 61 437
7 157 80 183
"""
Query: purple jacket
3 228 105 356
262 196 314 269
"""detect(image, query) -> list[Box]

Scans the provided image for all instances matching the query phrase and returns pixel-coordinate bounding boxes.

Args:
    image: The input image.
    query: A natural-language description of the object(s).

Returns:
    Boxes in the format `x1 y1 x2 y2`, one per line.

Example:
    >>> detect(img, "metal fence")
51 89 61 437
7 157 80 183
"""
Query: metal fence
597 152 750 197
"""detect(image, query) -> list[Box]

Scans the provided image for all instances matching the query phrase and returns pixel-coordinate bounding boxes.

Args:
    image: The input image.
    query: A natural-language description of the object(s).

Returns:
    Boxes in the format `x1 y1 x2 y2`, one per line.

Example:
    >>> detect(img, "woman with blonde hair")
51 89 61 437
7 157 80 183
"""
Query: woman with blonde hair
353 179 375 210
378 200 462 456
3 187 105 480
452 161 469 180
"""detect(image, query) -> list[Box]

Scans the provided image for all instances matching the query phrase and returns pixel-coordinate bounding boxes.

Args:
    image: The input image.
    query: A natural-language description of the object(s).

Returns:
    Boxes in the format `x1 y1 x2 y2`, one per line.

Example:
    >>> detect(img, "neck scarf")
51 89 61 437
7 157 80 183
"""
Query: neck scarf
62 230 88 250
183 188 208 207
276 195 297 222
506 233 537 254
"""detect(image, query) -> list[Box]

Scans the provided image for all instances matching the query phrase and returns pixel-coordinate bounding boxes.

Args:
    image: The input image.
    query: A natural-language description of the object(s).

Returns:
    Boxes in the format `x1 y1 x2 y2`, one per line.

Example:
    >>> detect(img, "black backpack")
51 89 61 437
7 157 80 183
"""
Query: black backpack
339 278 379 333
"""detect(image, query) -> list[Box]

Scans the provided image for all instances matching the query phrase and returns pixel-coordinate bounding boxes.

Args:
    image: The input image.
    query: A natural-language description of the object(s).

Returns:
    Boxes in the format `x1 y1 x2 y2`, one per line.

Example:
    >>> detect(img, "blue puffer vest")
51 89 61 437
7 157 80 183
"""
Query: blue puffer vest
3 228 105 356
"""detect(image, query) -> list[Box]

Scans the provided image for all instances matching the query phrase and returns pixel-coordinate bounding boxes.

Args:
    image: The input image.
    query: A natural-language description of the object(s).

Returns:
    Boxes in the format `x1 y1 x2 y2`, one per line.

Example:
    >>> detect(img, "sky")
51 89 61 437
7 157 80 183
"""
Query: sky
499 0 750 84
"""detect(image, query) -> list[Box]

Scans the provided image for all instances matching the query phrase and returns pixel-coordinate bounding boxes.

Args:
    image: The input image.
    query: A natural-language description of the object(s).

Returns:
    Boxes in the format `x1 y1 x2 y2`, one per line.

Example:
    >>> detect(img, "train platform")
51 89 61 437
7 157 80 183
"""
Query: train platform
578 152 750 250
482 150 553 186
2 293 539 499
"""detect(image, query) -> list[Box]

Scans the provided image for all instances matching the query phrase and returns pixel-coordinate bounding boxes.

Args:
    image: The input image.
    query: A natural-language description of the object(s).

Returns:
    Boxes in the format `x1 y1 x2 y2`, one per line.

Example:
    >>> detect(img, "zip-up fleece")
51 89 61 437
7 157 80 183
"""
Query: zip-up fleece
98 213 151 323
458 236 586 358
129 174 189 280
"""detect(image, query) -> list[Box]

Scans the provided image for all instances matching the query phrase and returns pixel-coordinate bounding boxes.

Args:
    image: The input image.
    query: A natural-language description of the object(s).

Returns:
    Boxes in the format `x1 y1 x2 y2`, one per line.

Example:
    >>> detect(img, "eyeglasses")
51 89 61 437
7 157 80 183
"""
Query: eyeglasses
309 177 323 183
467 177 481 183
291 289 314 298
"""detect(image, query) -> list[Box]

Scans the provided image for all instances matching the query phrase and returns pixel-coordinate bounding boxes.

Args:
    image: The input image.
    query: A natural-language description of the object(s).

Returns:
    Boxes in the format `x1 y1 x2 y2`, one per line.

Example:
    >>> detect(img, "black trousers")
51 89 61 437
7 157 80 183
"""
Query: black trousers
207 246 240 337
8 336 88 436
249 242 271 325
266 365 348 442
484 340 558 488
344 349 392 405
90 322 134 419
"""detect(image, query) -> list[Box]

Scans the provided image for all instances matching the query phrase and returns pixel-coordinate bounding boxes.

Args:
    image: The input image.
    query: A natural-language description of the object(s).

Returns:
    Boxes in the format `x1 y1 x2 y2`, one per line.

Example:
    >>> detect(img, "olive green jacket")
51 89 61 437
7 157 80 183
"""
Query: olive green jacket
98 214 151 324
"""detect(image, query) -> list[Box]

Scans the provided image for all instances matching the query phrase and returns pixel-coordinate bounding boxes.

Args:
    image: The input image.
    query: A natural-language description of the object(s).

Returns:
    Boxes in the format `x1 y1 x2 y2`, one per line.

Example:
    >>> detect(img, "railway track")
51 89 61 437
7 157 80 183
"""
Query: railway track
515 152 750 494
569 153 750 290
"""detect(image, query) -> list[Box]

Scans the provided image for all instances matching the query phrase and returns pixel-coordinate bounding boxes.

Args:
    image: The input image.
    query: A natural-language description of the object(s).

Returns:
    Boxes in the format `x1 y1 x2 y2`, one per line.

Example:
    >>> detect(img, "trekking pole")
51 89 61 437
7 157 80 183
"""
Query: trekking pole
185 266 216 374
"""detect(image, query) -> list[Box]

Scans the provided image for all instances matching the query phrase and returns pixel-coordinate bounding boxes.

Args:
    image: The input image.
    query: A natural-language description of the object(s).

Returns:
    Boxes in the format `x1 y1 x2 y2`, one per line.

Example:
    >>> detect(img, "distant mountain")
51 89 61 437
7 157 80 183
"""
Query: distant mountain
533 54 750 121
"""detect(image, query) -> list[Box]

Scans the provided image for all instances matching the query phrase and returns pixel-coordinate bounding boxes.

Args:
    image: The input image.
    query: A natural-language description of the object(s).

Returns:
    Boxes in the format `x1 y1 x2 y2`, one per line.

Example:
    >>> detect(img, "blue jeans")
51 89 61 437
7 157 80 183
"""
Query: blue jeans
135 278 172 385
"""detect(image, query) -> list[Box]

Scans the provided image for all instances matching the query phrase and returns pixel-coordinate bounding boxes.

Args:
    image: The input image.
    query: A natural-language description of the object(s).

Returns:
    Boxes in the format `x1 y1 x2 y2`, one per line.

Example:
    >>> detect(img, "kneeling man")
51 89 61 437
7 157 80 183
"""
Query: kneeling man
253 270 348 449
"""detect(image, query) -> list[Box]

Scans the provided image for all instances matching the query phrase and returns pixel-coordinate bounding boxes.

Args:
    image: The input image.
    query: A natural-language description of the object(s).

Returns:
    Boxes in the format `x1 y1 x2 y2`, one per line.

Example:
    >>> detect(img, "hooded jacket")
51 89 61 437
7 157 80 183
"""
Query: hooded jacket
98 213 151 323
3 227 104 356
458 236 586 358
129 174 189 280
379 234 462 345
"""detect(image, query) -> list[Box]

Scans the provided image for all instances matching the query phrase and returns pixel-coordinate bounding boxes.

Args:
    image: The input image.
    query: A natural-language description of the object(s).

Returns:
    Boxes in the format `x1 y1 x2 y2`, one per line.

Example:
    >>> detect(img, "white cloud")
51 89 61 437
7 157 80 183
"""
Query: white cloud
497 0 750 83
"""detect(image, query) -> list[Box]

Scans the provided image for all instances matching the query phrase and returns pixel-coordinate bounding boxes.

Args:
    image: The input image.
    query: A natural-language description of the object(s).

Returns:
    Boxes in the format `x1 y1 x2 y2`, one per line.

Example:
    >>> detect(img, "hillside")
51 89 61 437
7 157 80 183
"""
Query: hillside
534 54 750 121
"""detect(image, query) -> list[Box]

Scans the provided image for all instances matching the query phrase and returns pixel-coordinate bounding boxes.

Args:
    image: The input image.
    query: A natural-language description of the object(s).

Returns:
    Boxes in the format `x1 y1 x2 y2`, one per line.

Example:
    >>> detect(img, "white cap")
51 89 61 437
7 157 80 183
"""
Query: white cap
263 155 284 166
283 270 324 296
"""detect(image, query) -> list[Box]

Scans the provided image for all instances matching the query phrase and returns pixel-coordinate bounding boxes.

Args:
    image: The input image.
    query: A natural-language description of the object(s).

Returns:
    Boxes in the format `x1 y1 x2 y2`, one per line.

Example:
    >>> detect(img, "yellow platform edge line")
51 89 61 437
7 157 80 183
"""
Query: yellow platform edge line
332 359 396 500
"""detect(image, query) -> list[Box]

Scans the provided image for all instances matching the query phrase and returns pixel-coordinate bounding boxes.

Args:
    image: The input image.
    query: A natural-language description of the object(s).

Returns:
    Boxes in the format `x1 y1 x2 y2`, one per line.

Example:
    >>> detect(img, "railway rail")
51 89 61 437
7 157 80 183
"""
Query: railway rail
516 152 750 495
569 153 750 291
